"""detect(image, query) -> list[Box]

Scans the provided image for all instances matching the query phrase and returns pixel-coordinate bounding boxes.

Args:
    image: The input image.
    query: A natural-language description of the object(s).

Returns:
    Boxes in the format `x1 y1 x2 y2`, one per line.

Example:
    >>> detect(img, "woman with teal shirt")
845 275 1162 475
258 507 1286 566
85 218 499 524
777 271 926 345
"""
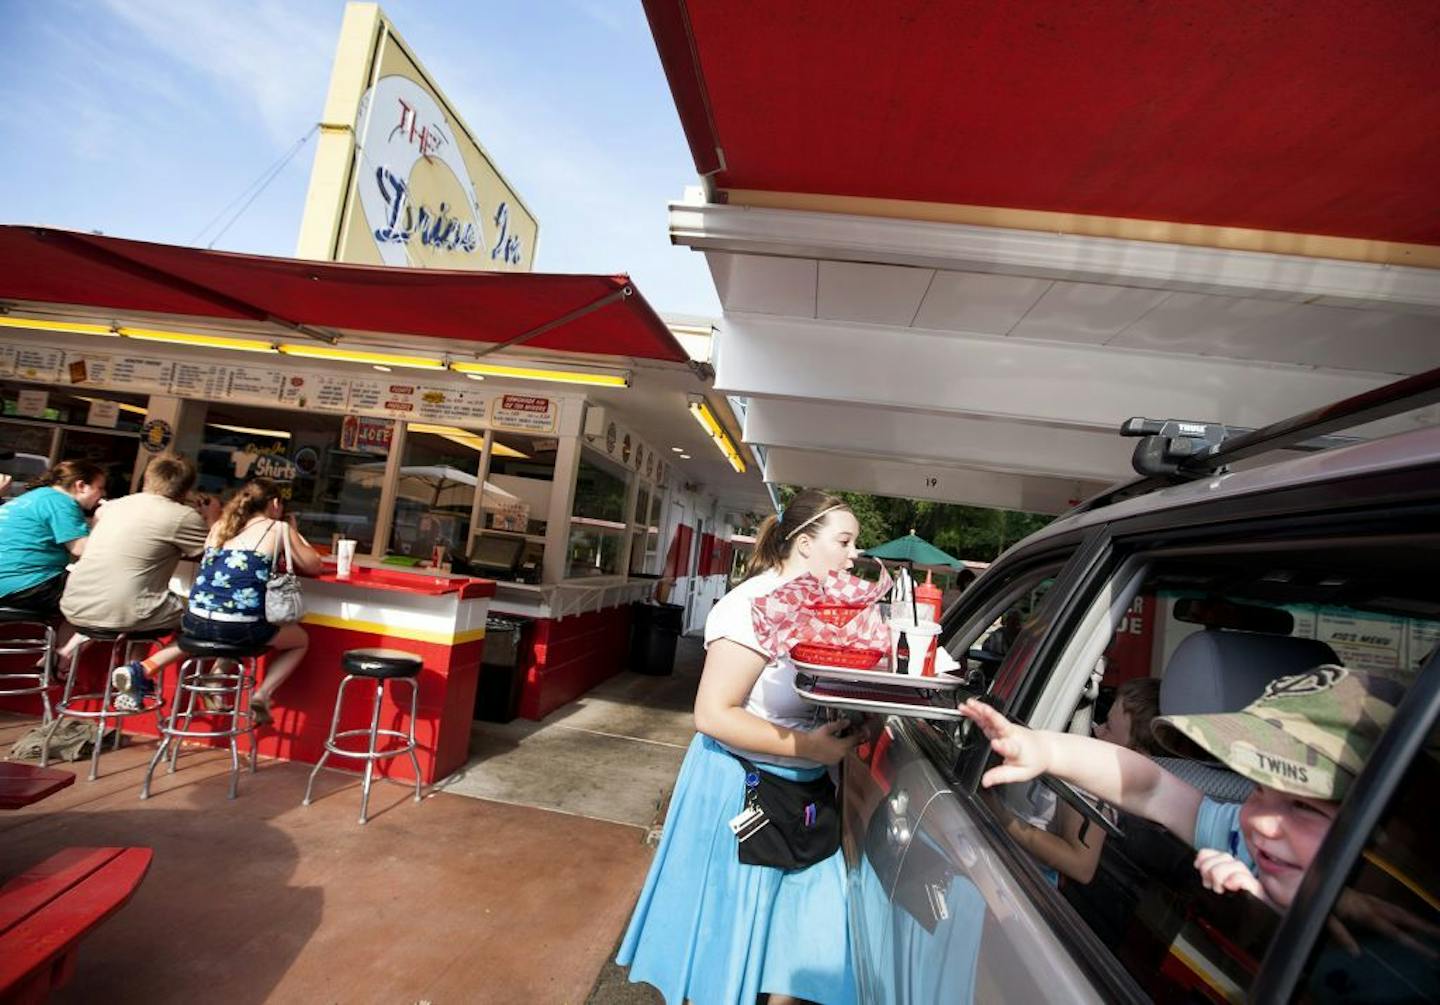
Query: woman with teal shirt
0 459 105 618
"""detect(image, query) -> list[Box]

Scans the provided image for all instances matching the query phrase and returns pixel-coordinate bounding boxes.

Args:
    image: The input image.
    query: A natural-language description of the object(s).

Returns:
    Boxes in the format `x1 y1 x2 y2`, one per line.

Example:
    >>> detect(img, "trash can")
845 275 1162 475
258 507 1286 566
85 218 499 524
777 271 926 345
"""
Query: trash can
630 602 684 676
476 617 526 722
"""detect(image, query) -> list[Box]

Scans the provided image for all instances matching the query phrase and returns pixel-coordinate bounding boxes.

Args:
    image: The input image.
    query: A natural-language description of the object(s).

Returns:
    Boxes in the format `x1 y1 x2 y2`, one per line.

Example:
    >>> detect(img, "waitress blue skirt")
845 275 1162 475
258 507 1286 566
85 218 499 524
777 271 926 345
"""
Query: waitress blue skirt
618 734 856 1005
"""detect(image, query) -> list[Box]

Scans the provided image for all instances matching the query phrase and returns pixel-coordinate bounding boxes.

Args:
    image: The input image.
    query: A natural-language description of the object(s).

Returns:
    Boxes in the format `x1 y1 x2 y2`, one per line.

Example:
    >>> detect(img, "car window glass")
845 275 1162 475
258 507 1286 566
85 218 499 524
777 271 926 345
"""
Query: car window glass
1294 721 1440 1003
942 565 1063 693
976 537 1432 1002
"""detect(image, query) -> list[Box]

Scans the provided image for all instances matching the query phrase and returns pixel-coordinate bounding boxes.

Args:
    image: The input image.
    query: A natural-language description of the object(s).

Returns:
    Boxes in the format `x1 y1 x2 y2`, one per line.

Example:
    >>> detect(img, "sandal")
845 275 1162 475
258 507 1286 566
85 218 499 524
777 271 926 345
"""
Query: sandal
249 695 273 727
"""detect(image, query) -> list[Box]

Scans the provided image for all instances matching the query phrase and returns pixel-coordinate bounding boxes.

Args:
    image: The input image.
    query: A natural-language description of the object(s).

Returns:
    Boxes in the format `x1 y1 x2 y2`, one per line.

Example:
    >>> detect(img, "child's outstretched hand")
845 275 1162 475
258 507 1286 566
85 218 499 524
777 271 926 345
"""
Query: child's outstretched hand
1194 849 1269 904
958 698 1050 788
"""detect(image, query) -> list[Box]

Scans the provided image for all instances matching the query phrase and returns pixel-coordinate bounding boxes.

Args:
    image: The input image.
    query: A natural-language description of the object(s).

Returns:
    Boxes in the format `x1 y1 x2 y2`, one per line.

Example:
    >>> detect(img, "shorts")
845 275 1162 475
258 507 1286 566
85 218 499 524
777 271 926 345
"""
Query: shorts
181 612 279 649
0 574 67 617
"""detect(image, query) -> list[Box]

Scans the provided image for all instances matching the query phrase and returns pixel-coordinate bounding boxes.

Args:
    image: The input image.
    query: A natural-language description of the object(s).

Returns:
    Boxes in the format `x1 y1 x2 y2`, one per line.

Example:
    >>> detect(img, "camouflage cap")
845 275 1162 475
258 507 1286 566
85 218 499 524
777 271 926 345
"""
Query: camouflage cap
1152 666 1404 802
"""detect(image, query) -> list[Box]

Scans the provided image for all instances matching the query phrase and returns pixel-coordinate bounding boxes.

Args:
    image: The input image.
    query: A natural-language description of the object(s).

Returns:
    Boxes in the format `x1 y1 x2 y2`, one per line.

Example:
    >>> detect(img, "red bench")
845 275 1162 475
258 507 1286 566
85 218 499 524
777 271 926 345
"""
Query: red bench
0 847 153 1004
0 764 75 811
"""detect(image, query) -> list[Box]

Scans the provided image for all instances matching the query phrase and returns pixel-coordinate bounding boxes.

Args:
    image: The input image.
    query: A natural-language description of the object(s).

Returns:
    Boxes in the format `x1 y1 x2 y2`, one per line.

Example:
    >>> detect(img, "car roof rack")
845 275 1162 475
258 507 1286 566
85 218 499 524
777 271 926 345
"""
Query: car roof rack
1072 363 1440 514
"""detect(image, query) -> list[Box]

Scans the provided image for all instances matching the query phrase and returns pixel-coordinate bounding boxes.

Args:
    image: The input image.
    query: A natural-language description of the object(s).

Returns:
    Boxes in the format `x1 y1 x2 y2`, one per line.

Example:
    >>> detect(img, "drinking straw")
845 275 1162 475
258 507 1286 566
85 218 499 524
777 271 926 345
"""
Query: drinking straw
907 561 920 626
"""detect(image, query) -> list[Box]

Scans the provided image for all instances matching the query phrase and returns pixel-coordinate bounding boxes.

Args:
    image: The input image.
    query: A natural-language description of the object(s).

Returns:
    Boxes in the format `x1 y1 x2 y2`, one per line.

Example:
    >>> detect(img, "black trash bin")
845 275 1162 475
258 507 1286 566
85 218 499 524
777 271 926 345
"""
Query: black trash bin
630 601 684 676
476 617 526 722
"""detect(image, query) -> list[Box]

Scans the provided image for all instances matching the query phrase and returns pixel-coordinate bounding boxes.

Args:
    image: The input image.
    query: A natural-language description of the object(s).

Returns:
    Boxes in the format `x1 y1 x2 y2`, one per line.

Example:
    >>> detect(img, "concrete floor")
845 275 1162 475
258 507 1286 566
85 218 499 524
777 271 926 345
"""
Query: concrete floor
0 637 705 1004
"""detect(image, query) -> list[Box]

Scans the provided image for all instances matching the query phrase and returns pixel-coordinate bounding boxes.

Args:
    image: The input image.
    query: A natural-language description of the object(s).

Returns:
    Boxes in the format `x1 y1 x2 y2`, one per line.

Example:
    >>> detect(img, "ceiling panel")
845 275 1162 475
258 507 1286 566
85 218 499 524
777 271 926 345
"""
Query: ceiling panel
912 271 1052 335
707 251 818 316
1009 281 1172 344
816 261 935 325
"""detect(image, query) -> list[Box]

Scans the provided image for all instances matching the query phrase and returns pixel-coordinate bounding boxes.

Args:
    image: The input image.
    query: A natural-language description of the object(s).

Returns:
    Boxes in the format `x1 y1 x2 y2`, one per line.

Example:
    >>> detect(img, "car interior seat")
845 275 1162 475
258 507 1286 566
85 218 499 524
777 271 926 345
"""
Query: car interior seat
1153 626 1340 802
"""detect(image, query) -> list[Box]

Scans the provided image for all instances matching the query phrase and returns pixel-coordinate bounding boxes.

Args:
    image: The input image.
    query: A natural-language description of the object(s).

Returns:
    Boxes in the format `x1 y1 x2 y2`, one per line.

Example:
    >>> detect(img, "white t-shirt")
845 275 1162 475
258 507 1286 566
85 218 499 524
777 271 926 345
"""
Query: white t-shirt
704 570 823 767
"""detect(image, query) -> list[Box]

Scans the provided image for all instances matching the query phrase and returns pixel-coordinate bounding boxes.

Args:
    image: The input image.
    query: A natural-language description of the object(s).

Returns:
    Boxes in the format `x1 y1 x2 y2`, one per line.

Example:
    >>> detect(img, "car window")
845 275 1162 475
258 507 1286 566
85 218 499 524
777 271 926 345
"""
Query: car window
941 561 1066 693
973 533 1433 1002
1294 721 1440 1002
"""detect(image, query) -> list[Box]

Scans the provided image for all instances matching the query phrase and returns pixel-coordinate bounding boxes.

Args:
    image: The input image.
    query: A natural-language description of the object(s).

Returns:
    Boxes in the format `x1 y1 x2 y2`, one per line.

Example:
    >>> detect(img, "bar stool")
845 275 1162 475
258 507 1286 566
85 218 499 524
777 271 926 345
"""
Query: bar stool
41 626 172 780
0 607 57 726
141 636 264 800
304 648 423 825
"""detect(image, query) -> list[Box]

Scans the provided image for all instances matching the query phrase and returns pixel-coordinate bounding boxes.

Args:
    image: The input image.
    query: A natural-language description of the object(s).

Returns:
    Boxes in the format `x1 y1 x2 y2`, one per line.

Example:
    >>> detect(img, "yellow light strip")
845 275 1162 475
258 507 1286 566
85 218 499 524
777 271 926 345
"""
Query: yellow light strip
120 326 277 353
406 423 528 458
277 343 445 370
449 360 630 387
688 398 747 473
208 422 292 439
0 317 116 336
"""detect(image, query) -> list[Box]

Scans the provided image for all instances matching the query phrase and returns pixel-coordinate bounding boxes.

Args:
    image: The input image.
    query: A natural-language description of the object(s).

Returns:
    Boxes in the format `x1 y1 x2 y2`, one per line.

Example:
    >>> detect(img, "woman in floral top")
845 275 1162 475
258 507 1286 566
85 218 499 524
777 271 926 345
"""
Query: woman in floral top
182 479 321 726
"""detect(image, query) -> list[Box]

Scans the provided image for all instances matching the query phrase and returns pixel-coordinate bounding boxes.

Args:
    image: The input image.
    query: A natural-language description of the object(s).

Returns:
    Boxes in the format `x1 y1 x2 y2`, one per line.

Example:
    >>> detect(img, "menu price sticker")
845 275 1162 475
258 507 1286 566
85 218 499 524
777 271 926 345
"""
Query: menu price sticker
491 394 557 433
225 366 286 403
14 346 64 382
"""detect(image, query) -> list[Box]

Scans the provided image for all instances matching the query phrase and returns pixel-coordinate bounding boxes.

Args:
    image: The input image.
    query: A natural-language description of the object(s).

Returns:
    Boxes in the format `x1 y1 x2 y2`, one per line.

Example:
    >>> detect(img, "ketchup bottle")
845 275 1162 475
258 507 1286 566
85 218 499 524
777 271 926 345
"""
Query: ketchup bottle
916 571 943 676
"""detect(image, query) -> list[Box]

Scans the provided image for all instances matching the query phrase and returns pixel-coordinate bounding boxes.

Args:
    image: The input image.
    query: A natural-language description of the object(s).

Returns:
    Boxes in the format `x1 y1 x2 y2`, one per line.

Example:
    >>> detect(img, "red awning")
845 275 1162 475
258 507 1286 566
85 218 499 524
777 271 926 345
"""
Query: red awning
0 226 689 363
645 0 1440 247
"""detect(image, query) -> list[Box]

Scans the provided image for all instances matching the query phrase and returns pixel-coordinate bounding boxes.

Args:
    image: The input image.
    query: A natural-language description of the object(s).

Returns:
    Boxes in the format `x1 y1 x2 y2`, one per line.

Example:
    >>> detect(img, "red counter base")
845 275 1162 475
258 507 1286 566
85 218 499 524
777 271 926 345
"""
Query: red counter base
517 606 633 721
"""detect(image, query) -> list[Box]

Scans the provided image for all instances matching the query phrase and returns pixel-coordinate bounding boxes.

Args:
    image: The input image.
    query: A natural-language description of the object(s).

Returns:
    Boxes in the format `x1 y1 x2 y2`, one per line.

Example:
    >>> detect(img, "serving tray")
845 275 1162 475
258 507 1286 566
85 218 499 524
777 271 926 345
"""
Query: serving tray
792 673 970 722
791 660 965 691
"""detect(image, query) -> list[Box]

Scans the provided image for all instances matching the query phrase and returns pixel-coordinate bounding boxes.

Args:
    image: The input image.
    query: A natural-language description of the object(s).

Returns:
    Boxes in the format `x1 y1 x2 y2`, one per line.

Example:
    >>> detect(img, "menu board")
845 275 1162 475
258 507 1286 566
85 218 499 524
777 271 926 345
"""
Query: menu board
13 346 64 382
279 373 351 412
170 362 231 398
491 393 557 433
413 383 487 423
225 365 286 403
106 354 174 392
0 344 14 376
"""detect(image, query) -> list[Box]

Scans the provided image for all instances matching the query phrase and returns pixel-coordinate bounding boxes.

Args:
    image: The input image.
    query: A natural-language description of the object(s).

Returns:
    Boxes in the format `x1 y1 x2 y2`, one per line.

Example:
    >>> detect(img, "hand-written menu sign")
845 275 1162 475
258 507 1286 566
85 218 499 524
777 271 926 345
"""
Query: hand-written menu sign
413 384 487 423
16 388 48 418
225 366 286 403
279 373 351 412
491 393 556 433
87 398 120 429
170 362 231 399
14 346 64 382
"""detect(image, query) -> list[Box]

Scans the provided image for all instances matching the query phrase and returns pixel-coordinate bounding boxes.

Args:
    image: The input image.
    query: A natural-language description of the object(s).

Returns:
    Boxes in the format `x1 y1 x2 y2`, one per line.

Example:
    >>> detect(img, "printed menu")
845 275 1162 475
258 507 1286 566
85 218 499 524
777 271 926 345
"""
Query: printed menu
279 373 351 412
170 362 231 398
225 365 286 403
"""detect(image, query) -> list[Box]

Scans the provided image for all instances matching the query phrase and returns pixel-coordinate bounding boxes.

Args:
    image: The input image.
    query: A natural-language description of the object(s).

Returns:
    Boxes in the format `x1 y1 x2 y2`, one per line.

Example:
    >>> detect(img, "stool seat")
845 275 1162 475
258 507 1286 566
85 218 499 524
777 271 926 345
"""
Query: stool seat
0 607 52 624
342 648 423 678
178 636 269 660
75 625 172 643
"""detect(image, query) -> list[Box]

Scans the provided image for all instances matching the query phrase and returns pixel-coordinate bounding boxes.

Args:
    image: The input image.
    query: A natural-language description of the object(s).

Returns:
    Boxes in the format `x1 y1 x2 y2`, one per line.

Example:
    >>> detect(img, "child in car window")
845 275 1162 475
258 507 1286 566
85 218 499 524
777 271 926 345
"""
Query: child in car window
960 666 1401 909
1005 677 1162 884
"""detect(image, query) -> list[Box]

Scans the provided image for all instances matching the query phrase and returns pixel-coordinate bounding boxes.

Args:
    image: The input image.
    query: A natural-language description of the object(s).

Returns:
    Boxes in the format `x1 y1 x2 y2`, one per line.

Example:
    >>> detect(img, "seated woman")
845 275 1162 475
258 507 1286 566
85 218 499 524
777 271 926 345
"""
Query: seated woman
181 479 321 726
0 460 106 655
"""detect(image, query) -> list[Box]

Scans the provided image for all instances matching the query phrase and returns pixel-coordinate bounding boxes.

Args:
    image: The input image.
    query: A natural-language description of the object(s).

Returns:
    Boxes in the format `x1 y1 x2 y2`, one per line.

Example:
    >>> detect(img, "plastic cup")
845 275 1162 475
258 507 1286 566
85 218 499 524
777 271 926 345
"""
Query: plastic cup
336 539 357 579
889 618 941 675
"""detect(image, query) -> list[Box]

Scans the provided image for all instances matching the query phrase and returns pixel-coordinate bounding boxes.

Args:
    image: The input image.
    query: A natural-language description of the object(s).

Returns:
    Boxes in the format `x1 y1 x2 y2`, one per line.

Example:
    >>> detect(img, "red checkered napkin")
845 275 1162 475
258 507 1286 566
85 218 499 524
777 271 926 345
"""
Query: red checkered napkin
752 565 893 656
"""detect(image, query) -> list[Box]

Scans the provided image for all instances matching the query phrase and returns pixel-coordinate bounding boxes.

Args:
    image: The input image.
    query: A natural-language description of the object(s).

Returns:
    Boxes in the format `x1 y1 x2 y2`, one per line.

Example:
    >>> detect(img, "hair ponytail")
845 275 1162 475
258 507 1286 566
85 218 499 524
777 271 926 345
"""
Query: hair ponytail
214 478 282 546
744 489 849 578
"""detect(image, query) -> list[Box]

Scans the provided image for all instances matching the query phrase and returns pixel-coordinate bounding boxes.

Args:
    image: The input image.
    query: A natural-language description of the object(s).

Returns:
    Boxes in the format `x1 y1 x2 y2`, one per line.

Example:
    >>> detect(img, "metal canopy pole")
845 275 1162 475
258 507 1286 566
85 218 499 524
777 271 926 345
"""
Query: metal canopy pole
470 286 631 359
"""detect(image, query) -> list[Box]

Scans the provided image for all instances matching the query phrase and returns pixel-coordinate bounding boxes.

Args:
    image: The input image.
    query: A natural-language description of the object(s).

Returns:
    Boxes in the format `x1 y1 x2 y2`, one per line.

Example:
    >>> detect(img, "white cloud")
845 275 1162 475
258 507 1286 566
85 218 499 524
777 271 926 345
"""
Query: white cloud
100 0 339 143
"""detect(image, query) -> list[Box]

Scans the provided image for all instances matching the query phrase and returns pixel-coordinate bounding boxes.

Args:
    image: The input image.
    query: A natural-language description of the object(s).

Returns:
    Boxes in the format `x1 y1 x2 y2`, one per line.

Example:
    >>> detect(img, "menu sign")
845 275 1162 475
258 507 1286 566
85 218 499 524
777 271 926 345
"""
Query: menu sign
413 384 487 423
87 398 120 428
170 362 230 399
0 344 14 376
347 378 422 416
491 393 557 433
280 373 351 412
225 365 286 403
107 354 174 392
339 415 394 454
16 388 48 418
65 354 111 385
14 346 63 382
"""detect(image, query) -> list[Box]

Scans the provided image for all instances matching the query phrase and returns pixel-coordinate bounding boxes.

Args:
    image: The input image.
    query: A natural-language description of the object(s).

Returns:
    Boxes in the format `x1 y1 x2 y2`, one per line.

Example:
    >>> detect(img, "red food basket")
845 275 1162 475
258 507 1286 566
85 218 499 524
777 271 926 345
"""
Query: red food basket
809 603 868 628
791 642 885 669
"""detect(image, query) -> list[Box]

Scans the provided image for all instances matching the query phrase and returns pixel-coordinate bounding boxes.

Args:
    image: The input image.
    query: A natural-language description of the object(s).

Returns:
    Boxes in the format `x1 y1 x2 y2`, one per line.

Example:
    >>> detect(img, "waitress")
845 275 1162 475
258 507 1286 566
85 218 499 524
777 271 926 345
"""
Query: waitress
618 489 862 1005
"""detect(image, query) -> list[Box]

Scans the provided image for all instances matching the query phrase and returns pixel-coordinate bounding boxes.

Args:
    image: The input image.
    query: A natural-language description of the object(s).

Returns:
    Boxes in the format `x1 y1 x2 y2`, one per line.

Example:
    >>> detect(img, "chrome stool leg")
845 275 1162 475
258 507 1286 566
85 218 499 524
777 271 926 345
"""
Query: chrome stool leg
303 675 350 807
358 680 386 825
404 677 422 804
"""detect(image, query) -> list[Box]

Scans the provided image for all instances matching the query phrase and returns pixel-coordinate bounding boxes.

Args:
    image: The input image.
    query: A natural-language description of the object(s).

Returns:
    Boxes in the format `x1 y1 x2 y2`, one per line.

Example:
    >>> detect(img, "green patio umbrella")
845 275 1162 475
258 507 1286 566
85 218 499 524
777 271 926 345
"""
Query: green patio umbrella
863 530 965 570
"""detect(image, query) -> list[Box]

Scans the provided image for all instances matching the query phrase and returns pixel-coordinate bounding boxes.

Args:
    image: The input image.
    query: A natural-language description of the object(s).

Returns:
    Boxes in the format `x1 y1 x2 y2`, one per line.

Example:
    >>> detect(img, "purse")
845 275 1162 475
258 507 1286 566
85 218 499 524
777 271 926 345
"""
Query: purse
728 752 840 871
264 520 306 625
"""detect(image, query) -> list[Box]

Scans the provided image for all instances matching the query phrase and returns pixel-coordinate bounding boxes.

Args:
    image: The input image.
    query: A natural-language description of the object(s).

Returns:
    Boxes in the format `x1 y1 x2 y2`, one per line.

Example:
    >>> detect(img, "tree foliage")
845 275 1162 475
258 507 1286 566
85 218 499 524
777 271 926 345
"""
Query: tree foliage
775 485 1052 561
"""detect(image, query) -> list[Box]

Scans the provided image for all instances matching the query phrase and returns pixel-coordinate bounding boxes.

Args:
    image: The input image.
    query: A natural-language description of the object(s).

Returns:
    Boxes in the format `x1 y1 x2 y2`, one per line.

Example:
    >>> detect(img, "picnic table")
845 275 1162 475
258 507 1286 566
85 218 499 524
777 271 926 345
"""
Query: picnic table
0 763 75 811
0 847 153 1003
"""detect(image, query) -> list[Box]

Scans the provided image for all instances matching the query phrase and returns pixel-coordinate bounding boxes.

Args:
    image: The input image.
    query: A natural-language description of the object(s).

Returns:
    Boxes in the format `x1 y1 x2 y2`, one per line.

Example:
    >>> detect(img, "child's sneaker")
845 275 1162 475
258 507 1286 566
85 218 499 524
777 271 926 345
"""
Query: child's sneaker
111 661 155 711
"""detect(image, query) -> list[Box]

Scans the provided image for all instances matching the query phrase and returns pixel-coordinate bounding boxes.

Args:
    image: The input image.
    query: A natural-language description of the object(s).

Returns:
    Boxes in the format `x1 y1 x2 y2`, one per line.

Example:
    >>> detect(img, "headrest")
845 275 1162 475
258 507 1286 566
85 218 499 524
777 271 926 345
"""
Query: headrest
1160 629 1341 716
1173 597 1294 635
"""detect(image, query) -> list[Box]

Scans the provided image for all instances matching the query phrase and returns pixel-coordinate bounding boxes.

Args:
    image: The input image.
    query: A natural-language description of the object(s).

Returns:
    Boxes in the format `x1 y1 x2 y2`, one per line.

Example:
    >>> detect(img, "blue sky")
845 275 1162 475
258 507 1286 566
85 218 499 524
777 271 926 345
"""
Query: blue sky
0 0 720 316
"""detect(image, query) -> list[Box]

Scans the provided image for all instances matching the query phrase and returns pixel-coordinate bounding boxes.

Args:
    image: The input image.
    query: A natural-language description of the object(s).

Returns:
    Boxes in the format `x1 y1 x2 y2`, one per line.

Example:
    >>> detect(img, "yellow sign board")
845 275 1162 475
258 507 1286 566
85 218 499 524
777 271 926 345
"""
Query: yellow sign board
297 2 538 272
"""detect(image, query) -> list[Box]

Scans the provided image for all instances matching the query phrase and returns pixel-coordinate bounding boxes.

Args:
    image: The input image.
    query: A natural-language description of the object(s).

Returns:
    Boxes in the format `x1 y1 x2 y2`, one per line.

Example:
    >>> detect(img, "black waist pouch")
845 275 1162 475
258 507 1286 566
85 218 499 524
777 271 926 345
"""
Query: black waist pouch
729 753 840 871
